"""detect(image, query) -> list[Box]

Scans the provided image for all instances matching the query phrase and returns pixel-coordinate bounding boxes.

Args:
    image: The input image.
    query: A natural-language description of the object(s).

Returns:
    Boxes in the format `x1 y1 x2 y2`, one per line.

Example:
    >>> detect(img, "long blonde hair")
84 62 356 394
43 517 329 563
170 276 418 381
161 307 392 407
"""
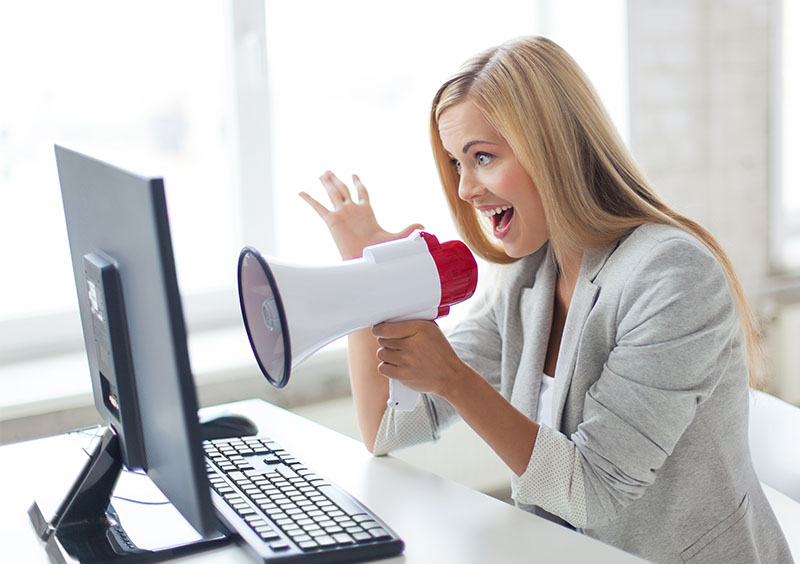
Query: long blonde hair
429 36 764 388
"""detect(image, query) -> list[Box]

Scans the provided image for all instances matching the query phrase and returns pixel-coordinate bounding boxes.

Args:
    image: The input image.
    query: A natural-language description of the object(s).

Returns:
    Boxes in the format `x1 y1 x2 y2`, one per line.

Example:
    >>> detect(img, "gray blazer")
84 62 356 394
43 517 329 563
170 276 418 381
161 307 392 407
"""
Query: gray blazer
432 224 793 563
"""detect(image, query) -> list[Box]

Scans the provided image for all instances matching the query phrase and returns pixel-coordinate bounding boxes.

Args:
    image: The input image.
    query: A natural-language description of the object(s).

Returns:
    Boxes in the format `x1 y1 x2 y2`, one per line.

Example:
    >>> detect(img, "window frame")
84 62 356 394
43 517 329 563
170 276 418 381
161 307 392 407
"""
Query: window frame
769 0 800 279
0 0 271 365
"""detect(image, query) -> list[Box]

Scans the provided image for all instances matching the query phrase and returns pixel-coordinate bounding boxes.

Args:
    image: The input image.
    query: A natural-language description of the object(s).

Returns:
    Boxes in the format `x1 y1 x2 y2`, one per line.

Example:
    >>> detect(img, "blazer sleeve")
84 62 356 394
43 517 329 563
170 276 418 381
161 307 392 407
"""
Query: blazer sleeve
516 237 743 529
372 289 504 456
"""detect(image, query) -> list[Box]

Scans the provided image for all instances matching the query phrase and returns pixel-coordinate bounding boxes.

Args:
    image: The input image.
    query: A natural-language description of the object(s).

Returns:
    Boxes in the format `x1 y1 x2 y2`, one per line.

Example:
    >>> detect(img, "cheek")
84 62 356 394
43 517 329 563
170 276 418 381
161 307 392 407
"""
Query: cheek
500 169 542 213
494 167 528 198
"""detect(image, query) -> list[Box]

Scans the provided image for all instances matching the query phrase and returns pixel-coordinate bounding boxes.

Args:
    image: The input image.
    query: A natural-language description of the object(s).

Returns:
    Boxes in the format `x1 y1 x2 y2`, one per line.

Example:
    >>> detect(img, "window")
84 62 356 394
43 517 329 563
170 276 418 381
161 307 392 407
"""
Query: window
0 1 243 361
265 0 629 265
773 0 800 270
0 0 628 366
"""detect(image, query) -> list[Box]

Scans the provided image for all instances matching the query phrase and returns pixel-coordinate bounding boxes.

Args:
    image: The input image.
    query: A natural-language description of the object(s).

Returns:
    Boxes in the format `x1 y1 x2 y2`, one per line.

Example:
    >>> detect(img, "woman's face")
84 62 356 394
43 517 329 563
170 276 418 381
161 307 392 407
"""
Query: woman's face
438 100 549 258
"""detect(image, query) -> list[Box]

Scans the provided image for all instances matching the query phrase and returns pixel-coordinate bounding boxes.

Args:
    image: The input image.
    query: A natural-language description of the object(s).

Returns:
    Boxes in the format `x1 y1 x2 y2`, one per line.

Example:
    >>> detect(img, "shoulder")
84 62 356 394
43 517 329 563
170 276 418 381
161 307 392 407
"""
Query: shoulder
600 223 723 290
616 223 715 267
600 223 735 330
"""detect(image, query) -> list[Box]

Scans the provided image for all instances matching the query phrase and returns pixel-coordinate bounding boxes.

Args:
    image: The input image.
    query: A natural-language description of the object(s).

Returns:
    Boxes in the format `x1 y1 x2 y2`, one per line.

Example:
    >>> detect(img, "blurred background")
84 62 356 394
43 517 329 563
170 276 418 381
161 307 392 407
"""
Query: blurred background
0 0 797 500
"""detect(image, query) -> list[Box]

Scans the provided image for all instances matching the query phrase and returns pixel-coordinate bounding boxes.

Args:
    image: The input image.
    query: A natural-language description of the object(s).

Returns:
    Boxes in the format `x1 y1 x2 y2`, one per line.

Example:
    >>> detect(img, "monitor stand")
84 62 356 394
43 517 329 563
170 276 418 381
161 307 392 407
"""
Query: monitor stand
28 427 230 564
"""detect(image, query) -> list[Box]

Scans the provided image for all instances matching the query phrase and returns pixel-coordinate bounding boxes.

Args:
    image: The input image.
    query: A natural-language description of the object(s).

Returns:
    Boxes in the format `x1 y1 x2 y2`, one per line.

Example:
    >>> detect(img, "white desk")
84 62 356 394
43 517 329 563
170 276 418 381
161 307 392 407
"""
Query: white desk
0 399 649 563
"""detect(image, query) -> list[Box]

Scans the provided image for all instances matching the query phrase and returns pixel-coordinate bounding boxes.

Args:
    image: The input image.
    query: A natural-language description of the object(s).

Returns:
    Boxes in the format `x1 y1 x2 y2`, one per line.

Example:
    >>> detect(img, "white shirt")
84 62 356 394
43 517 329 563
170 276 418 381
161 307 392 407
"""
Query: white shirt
537 374 556 428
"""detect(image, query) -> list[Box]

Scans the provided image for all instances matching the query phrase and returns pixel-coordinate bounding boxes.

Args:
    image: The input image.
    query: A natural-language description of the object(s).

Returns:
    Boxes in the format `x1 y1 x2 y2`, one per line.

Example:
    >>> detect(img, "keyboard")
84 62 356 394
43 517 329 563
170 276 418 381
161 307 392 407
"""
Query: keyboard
204 436 404 562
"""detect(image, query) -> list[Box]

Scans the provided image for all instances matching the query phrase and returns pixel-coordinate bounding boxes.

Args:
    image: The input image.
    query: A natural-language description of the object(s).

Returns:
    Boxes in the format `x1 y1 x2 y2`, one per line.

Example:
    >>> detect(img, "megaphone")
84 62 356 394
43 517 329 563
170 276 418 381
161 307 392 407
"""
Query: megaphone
238 231 478 411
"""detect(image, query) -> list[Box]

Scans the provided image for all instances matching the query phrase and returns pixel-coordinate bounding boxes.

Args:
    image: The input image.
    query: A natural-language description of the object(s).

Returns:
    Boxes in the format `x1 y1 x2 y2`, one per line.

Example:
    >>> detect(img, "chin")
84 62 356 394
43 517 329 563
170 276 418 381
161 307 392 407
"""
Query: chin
502 237 548 259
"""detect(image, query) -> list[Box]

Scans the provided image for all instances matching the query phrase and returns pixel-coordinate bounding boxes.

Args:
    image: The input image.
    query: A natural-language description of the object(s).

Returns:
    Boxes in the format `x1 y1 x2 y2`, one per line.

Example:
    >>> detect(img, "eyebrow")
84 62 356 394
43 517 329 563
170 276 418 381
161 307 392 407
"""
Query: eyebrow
461 140 497 154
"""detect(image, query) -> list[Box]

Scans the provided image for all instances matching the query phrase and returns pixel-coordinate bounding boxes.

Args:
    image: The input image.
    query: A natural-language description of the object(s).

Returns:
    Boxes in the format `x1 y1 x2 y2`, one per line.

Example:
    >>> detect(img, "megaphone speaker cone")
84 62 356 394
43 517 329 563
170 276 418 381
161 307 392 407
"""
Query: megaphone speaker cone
238 247 291 388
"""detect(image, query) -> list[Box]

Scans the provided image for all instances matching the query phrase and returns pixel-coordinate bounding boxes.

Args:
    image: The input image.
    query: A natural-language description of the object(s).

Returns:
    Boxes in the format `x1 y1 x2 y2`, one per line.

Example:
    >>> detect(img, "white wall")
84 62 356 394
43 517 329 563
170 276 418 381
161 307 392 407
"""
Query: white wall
627 0 800 402
628 0 771 294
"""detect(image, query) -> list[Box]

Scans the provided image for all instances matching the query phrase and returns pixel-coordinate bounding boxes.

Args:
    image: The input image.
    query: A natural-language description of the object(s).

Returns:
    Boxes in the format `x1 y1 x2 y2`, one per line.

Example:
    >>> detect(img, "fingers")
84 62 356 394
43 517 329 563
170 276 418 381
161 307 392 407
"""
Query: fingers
396 223 426 238
372 321 422 339
375 336 407 351
376 344 410 380
376 345 404 366
376 361 401 379
352 174 369 203
319 170 352 205
298 191 330 218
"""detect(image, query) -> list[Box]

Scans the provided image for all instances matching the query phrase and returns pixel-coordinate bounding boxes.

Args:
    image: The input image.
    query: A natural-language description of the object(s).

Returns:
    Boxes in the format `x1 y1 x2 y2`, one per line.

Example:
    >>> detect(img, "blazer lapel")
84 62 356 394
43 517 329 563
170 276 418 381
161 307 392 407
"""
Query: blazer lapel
552 244 616 429
512 250 557 420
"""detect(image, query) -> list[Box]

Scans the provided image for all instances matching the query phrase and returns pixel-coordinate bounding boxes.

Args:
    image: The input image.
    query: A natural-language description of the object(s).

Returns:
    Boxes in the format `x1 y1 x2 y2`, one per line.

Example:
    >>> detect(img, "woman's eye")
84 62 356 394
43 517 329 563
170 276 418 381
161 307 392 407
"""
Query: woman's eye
477 153 493 166
450 158 462 174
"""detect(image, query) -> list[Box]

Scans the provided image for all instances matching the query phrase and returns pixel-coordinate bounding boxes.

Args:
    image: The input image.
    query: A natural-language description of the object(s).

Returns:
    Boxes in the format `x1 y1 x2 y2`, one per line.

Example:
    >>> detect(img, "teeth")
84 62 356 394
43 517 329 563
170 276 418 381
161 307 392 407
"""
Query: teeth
479 205 512 218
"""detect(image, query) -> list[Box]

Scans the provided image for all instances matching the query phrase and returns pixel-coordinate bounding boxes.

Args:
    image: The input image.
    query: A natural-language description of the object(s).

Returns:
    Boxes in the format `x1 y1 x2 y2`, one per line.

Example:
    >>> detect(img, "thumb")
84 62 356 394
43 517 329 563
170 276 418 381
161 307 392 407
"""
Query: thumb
396 223 425 238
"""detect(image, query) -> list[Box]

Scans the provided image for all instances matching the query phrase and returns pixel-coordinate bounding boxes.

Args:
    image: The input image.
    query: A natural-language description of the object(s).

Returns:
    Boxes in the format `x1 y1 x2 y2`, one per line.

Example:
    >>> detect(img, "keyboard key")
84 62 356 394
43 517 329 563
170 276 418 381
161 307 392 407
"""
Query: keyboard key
245 516 266 526
316 535 336 547
260 531 281 542
317 485 364 515
276 464 299 480
333 533 355 545
269 541 290 552
298 540 318 551
367 527 392 540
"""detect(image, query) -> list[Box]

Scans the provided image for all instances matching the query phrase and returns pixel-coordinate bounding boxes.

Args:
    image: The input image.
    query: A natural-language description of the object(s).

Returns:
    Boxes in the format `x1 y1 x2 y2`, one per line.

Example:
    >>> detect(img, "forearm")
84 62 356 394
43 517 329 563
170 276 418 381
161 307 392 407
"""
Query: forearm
347 329 390 452
444 366 539 476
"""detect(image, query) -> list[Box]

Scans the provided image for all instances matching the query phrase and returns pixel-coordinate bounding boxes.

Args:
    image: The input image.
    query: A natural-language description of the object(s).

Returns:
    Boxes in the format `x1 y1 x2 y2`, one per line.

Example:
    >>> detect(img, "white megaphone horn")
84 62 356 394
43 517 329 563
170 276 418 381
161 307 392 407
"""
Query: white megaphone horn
238 230 478 411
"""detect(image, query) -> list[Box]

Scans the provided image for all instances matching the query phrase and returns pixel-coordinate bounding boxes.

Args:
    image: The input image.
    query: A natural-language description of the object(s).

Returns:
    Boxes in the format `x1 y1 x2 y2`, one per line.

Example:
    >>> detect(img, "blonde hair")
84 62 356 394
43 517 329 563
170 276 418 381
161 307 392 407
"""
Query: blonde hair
429 36 764 388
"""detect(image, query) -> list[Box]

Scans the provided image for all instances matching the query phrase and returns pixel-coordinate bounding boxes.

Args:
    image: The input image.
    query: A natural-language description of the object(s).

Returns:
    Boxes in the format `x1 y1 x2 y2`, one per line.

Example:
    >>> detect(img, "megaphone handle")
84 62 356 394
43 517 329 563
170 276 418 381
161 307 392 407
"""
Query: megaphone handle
388 379 419 411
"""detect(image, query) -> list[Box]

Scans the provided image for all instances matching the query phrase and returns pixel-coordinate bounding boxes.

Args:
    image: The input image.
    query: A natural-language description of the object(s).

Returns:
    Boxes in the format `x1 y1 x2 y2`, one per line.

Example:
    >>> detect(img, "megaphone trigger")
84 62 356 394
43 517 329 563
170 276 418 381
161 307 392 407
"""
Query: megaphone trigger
238 231 478 411
388 379 421 411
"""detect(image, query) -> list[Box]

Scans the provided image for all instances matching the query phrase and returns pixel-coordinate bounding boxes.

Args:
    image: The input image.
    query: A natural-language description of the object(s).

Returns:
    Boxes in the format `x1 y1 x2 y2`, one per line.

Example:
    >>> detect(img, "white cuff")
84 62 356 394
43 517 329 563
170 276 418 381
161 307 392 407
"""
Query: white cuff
372 393 439 456
514 424 588 528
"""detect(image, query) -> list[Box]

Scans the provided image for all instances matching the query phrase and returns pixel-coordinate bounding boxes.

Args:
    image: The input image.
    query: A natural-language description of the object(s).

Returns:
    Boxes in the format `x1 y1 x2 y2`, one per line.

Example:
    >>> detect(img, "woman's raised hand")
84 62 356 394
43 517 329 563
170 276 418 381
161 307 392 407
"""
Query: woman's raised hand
299 171 424 260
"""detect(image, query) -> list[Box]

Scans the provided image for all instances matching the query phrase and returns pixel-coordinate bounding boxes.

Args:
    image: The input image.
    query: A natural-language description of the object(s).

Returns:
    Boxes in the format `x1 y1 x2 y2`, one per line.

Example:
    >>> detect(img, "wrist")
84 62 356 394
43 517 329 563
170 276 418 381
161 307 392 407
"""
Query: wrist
339 239 376 261
439 362 482 408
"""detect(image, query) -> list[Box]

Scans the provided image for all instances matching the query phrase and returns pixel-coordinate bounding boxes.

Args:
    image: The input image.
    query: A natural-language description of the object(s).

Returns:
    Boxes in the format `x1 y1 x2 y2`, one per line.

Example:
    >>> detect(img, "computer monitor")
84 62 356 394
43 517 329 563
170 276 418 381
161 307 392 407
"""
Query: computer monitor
28 146 229 562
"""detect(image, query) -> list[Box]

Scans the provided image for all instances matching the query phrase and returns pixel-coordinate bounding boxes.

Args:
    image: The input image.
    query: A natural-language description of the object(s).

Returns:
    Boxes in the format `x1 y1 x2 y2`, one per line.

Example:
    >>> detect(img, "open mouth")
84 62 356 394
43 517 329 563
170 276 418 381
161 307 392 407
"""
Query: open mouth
481 205 514 236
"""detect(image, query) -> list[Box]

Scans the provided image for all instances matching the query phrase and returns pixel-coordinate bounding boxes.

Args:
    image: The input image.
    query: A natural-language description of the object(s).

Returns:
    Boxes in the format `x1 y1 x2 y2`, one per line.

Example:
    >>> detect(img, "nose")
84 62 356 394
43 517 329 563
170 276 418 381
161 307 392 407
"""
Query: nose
457 169 484 203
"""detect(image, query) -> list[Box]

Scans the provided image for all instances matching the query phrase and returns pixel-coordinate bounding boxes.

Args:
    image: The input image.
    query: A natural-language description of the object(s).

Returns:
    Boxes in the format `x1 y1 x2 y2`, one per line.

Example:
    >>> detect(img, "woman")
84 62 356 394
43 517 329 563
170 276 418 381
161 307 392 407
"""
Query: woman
300 37 792 564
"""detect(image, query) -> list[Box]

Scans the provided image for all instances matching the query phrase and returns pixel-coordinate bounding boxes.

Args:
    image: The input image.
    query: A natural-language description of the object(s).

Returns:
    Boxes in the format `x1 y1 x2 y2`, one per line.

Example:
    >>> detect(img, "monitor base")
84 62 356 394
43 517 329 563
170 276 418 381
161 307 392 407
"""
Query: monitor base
29 501 230 564
28 427 231 564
